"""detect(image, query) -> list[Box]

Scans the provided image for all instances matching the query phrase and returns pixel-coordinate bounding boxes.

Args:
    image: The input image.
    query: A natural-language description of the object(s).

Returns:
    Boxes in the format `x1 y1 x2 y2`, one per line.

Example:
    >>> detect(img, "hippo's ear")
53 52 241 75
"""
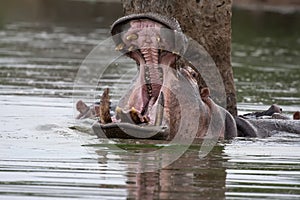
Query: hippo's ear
76 100 88 112
200 87 210 100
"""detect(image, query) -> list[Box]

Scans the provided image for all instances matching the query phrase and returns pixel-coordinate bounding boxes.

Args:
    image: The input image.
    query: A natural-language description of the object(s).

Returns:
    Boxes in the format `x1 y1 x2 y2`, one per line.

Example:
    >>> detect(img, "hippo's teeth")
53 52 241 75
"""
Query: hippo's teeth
129 107 139 123
115 106 122 114
172 51 179 55
129 107 146 124
156 35 161 43
154 92 164 126
99 88 112 124
146 84 153 97
128 45 135 51
115 43 125 51
126 33 138 41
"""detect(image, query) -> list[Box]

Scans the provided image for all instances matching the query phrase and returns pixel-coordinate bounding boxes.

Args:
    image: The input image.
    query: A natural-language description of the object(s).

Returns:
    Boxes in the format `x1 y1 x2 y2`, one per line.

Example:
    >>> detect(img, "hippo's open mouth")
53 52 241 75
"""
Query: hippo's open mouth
93 13 190 138
113 21 180 123
97 14 187 139
77 13 190 139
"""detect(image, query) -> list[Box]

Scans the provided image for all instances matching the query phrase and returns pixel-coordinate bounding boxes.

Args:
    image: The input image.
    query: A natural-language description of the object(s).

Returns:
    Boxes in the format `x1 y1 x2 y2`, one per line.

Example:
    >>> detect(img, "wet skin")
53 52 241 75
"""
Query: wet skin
76 13 300 140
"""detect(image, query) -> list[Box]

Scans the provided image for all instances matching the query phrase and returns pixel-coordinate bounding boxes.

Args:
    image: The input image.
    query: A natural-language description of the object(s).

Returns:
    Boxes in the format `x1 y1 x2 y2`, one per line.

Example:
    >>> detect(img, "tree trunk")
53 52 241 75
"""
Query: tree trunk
121 0 237 116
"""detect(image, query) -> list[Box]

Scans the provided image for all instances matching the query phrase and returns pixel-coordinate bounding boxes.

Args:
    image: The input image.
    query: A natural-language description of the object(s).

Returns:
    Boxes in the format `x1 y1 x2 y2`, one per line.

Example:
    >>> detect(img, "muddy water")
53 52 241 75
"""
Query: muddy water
0 1 300 199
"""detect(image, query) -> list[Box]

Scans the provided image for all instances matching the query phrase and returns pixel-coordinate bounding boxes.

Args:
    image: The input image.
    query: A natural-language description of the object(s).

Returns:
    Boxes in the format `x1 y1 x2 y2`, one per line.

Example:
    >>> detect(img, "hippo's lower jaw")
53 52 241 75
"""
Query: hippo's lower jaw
93 122 169 140
94 87 170 140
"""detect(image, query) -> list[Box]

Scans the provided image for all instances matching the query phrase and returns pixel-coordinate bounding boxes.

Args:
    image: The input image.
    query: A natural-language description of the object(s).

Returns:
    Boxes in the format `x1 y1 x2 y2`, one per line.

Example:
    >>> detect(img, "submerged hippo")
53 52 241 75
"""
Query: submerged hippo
76 13 300 140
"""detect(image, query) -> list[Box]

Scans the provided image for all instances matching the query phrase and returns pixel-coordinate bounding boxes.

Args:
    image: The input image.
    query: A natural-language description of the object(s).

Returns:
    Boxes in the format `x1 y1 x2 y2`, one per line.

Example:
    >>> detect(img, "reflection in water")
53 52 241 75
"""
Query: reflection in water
0 0 300 199
93 141 226 199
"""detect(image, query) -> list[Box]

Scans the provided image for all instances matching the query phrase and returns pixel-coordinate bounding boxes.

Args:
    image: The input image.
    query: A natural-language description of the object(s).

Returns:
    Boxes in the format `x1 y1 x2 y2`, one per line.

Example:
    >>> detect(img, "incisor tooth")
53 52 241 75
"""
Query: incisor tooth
115 43 125 51
156 35 161 43
172 51 179 55
128 45 135 51
126 33 138 41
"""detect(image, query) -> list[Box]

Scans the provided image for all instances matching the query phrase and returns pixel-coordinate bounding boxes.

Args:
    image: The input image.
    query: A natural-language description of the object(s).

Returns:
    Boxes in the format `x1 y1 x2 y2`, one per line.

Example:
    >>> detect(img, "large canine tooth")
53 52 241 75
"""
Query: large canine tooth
154 92 164 126
115 43 125 51
126 33 138 41
99 88 112 124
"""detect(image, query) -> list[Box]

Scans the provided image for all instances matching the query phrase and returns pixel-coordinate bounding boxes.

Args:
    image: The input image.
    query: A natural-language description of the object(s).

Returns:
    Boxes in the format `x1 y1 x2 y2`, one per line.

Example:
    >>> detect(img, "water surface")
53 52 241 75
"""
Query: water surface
0 1 300 199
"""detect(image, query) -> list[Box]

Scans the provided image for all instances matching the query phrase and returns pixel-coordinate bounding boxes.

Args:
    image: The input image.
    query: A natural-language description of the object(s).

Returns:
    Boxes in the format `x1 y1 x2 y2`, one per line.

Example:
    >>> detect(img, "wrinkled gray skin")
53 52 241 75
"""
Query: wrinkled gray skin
236 104 300 137
76 13 300 140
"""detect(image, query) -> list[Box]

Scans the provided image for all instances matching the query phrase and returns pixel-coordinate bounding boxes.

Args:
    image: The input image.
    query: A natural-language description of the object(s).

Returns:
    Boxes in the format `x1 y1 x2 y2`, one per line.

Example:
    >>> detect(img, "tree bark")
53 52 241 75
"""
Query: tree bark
121 0 237 116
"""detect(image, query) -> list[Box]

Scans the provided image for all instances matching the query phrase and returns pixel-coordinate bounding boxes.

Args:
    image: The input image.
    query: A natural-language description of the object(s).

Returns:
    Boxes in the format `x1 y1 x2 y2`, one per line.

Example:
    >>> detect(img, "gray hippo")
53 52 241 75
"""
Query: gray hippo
76 13 300 140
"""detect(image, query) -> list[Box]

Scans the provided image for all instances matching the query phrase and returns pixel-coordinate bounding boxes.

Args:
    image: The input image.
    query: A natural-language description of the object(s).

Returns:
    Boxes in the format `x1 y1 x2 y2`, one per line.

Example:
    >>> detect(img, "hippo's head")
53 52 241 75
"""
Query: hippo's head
87 13 234 140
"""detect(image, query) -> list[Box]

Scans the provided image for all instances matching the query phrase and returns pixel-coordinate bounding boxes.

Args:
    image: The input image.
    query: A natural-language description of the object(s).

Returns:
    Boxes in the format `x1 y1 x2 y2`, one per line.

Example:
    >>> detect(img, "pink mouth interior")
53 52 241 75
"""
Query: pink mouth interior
114 19 177 124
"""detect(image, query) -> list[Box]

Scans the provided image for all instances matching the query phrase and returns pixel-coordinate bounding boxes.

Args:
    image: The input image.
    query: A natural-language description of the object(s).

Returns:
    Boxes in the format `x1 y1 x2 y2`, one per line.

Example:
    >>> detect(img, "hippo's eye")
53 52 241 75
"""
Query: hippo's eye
191 71 197 78
187 68 197 79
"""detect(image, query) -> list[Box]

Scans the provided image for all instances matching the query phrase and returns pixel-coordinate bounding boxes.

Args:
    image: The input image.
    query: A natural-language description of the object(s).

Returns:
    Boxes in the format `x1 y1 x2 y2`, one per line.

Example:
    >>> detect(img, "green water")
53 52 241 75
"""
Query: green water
232 9 300 109
0 1 299 199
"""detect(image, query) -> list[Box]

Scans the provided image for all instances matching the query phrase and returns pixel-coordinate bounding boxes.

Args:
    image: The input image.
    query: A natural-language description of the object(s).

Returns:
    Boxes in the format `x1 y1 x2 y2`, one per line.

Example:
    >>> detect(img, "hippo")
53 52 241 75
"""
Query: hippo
76 13 300 140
